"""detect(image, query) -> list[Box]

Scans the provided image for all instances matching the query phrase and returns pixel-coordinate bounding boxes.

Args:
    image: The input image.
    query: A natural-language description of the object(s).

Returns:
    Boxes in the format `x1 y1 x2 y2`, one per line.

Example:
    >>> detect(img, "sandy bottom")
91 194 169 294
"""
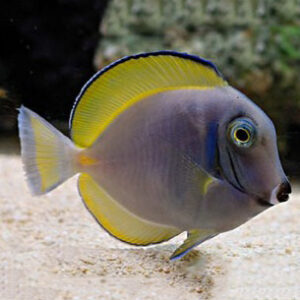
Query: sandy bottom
0 153 299 300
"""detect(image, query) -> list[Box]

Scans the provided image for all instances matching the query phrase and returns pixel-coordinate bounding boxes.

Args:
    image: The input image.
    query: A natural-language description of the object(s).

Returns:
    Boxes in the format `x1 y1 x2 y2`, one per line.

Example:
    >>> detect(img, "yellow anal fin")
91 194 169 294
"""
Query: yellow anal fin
78 173 181 246
170 229 217 260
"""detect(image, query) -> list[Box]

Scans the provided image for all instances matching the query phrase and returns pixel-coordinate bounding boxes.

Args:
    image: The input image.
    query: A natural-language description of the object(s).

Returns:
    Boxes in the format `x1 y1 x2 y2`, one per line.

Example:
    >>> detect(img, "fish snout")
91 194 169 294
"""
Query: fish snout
270 181 292 205
277 181 291 202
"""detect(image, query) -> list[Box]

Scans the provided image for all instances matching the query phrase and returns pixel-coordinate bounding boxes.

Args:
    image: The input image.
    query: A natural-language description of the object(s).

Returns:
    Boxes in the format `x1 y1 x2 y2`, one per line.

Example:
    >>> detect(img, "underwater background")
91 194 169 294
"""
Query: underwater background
0 1 300 299
0 0 299 179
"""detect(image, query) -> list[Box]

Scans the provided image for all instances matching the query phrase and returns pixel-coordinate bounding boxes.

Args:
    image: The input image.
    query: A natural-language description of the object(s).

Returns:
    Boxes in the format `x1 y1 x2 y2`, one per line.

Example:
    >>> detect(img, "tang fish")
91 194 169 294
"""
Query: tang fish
18 51 291 260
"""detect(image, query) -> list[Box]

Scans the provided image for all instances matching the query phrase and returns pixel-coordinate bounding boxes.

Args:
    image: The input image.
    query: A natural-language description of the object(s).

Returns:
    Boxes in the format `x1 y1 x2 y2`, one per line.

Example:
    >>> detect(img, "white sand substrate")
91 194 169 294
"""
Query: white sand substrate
0 153 299 300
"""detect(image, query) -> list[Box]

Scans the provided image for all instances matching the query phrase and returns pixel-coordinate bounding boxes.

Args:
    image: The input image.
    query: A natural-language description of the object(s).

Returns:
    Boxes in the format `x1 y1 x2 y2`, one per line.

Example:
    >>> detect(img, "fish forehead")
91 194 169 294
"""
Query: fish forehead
216 87 275 131
132 86 268 119
183 86 275 137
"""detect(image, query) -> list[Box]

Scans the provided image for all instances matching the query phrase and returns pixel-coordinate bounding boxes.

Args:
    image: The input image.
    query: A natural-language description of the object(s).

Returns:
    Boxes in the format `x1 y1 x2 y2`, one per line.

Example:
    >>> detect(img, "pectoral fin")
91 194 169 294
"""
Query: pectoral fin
170 229 217 260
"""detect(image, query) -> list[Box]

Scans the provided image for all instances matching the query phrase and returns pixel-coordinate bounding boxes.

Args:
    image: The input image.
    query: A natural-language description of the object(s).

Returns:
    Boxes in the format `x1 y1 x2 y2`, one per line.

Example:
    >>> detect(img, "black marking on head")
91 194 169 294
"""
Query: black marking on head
226 146 246 194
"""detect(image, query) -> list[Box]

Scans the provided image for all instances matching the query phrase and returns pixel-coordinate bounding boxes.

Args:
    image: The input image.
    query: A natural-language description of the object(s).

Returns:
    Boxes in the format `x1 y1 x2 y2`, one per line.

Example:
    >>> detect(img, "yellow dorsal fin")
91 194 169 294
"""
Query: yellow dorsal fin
70 51 227 147
78 173 181 246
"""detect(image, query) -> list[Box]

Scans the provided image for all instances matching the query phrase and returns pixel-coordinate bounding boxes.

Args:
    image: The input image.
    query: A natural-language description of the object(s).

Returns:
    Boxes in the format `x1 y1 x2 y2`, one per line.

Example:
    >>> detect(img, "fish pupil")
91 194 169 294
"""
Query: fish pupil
235 128 249 142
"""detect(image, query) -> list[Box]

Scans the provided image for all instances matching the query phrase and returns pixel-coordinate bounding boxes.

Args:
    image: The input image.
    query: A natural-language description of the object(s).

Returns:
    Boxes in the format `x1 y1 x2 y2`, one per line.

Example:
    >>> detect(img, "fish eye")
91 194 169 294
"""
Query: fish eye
228 118 256 148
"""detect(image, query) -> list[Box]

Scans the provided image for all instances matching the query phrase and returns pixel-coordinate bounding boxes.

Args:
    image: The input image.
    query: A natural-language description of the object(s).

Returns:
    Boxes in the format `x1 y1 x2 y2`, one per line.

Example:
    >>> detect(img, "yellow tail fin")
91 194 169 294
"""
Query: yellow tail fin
18 106 79 195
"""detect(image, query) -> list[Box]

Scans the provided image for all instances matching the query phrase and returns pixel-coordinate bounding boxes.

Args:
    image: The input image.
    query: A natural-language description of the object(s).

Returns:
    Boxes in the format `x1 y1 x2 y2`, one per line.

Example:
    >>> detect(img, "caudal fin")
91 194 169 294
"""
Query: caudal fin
18 106 79 195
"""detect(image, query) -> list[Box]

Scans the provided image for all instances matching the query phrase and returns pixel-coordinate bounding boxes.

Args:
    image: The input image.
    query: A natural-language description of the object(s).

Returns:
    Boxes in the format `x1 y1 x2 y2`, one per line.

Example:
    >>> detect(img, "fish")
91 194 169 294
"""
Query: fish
18 51 291 260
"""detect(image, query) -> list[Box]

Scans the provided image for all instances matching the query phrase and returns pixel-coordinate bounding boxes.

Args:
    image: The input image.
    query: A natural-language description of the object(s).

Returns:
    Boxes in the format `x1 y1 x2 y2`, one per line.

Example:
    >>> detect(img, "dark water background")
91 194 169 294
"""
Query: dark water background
0 0 299 181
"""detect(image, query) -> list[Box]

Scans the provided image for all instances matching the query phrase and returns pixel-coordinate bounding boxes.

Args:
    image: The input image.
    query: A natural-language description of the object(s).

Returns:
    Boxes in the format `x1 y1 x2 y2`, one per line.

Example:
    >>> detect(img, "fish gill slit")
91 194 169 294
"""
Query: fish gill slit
226 147 245 193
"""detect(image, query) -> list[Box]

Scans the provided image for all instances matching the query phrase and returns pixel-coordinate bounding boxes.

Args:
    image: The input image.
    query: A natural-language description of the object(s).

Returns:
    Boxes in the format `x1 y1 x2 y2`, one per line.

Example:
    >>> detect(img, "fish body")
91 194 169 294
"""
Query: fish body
18 51 291 259
82 87 266 231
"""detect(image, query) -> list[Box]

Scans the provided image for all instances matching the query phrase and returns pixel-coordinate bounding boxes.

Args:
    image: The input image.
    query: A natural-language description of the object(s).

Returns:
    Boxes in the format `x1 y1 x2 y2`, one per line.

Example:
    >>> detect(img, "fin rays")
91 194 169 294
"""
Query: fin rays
170 229 217 260
78 173 181 246
70 51 227 148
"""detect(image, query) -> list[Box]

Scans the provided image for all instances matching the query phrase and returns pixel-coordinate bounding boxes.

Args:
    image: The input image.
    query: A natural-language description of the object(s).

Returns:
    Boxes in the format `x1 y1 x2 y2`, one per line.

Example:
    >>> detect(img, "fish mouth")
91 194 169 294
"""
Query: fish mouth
276 181 291 202
256 182 291 208
268 182 291 205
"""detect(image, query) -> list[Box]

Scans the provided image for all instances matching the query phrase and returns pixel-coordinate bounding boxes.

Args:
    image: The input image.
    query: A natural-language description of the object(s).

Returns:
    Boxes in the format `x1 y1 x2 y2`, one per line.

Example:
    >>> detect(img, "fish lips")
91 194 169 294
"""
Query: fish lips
254 182 291 208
